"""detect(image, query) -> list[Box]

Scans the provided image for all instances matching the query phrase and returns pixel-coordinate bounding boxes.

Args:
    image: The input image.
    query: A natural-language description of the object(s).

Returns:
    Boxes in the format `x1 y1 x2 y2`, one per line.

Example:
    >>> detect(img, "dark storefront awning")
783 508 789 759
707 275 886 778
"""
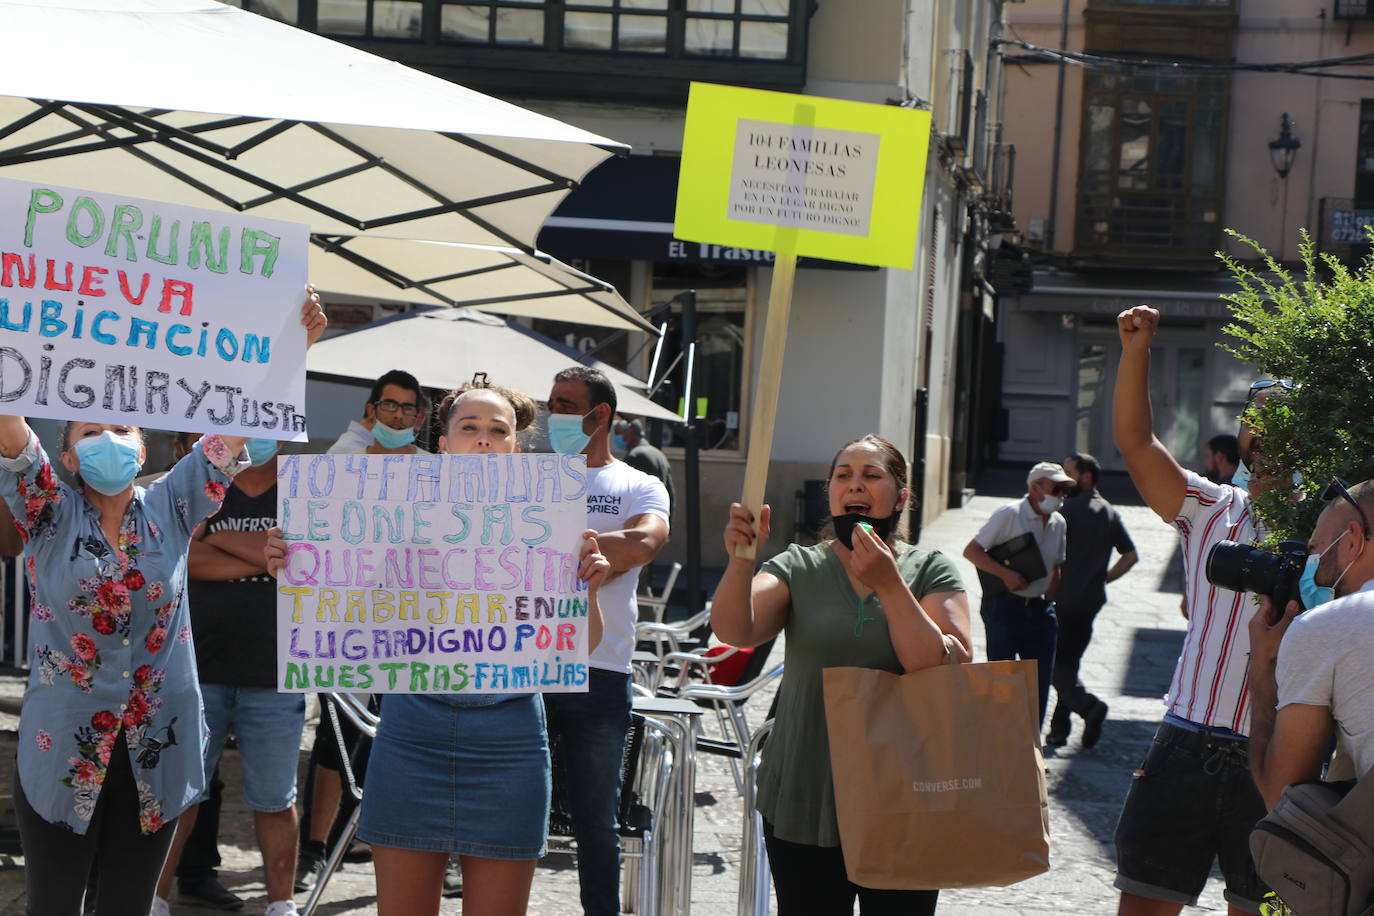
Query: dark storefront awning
538 155 873 270
1014 270 1239 320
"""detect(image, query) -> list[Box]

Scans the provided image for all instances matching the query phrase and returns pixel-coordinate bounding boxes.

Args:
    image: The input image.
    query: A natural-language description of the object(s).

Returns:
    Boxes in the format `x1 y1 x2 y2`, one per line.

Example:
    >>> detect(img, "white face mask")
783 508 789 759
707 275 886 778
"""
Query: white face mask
1038 494 1063 514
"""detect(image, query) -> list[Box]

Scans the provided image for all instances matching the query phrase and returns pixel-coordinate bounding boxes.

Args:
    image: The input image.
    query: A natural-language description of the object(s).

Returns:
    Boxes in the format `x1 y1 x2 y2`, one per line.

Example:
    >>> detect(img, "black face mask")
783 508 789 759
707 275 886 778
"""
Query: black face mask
832 511 898 550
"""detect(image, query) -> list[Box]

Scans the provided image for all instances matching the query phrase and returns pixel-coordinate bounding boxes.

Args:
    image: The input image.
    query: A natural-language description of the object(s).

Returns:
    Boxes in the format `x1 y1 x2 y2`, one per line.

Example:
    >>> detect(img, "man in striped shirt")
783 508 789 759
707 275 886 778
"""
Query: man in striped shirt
1111 305 1278 916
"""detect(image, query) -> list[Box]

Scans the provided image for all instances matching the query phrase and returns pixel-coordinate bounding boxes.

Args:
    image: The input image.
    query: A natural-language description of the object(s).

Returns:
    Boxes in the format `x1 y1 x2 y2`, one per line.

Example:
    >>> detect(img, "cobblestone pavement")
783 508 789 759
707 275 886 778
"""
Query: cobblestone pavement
0 483 1240 914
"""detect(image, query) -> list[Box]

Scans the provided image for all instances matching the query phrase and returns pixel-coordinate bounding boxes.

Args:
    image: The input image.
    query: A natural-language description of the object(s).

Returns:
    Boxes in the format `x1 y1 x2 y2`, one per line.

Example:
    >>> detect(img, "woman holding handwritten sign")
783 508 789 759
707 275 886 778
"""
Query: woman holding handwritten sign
712 434 973 916
267 375 607 916
0 292 324 916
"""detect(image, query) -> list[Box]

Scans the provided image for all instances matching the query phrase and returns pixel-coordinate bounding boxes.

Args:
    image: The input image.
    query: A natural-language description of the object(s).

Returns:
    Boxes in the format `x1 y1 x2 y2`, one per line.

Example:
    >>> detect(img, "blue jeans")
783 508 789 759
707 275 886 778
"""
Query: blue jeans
200 684 306 812
543 670 633 916
980 594 1057 728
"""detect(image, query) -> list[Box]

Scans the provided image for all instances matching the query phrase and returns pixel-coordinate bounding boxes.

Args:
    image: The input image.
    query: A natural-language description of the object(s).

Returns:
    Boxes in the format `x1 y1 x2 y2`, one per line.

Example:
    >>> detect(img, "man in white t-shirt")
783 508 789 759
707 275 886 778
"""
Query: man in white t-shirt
544 367 670 916
1249 476 1374 806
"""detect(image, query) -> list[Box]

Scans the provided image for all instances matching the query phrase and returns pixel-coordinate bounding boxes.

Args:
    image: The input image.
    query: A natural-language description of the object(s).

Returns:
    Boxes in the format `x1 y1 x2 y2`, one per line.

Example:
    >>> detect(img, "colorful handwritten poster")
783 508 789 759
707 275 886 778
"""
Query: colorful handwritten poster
0 177 310 439
675 82 931 269
275 453 593 695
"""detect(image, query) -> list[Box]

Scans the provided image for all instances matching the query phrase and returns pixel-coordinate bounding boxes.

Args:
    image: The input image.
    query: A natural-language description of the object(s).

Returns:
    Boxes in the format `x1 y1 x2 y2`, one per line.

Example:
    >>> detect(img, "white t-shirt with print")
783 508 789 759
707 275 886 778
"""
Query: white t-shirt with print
584 459 670 673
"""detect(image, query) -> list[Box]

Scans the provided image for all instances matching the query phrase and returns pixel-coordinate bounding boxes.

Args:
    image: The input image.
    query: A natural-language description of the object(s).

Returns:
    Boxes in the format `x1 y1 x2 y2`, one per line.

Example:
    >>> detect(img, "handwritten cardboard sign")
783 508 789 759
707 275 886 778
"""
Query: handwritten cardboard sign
275 453 593 695
0 177 310 439
675 82 931 269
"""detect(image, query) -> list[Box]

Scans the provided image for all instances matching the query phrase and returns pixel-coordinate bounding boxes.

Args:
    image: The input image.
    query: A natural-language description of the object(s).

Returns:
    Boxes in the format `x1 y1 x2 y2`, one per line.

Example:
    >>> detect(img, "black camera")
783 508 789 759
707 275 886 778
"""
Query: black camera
1204 539 1309 608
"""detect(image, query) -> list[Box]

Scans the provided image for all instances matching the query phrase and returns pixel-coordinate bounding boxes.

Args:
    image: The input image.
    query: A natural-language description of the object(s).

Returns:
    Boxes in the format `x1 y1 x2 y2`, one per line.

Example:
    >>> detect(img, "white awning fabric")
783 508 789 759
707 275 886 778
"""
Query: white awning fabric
0 0 627 250
309 309 682 422
309 237 655 332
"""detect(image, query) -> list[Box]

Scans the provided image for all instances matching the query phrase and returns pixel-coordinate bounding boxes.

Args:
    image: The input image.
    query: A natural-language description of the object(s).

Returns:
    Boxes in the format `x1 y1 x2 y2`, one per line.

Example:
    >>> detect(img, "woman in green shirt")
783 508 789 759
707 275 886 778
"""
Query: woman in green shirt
713 434 972 915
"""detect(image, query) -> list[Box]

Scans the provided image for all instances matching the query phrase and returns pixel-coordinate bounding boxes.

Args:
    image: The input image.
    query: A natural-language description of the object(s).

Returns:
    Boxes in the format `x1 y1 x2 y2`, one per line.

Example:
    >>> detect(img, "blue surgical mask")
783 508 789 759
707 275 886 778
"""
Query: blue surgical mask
371 422 416 449
245 437 279 467
1232 459 1251 494
611 434 628 454
548 410 594 456
1299 530 1348 610
73 431 142 496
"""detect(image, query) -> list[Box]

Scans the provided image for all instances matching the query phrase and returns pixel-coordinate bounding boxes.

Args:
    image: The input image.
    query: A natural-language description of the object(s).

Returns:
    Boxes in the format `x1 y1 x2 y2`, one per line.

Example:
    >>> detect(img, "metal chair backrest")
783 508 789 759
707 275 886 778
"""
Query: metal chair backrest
548 713 650 841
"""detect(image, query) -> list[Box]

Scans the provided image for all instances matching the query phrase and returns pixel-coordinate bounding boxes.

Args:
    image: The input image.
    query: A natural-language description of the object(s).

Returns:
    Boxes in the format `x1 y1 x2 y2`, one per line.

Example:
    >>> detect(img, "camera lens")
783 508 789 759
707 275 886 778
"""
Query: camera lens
1205 540 1282 596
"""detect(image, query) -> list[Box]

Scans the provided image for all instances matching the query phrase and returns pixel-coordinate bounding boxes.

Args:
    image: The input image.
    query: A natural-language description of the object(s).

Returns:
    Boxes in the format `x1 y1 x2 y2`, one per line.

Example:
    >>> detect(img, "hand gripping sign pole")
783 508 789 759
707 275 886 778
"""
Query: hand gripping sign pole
674 84 931 558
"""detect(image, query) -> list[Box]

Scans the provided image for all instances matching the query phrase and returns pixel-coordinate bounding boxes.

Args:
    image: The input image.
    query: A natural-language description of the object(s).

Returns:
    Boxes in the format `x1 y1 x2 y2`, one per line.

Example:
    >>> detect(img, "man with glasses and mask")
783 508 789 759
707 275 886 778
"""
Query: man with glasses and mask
327 369 430 455
545 367 669 916
1249 477 1374 805
1112 305 1289 916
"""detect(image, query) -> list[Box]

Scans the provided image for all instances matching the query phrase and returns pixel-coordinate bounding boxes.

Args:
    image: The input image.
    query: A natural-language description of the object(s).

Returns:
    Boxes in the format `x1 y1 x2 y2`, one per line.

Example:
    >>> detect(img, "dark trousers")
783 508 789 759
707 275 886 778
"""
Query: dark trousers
1049 602 1104 737
981 593 1057 727
175 763 224 883
763 820 939 916
301 698 373 851
544 670 633 916
16 731 180 916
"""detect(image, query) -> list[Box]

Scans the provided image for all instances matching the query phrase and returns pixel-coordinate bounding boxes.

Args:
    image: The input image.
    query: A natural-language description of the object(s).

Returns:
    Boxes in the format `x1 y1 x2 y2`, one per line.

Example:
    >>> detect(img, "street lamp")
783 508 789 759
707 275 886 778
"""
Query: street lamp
1269 113 1302 179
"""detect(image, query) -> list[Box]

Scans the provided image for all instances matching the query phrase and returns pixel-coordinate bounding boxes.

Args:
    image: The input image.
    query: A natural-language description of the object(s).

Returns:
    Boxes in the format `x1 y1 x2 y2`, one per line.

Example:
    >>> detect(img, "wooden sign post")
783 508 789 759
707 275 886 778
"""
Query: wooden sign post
675 83 932 558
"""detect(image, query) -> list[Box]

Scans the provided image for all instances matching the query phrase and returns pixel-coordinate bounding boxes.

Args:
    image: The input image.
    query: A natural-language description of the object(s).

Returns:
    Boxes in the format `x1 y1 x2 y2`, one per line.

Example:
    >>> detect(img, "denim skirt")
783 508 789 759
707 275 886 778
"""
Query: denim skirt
357 693 551 859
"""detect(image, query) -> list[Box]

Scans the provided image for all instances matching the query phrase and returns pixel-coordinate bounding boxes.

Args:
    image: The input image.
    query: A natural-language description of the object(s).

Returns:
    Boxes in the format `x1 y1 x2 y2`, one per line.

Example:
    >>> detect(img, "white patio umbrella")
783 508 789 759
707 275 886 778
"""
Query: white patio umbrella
308 309 682 422
310 236 654 331
0 0 625 251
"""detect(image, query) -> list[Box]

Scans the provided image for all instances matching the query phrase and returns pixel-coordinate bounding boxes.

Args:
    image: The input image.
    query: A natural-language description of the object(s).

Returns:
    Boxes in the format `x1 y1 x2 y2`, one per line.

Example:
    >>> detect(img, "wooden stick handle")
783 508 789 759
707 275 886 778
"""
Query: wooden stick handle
733 250 798 560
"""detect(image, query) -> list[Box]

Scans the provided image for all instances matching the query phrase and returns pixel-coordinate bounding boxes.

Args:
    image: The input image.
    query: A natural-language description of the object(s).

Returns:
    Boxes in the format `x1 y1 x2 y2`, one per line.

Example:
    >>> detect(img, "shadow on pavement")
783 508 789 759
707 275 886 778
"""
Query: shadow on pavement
1117 627 1186 699
1043 622 1177 862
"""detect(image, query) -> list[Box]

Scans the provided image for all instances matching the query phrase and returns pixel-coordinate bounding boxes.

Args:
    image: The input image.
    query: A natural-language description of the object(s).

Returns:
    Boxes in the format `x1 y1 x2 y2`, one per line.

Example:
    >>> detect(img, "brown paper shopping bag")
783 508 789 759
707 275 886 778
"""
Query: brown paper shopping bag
822 661 1050 889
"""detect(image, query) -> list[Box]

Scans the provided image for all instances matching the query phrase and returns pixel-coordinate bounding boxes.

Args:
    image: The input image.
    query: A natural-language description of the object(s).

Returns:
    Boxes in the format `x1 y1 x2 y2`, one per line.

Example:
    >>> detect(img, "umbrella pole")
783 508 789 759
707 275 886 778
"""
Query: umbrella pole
680 290 704 617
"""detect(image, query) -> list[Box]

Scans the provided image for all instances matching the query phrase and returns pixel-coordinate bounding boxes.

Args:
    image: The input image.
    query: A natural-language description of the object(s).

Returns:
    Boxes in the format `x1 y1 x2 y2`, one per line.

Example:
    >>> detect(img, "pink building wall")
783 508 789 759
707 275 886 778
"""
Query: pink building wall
1006 0 1374 263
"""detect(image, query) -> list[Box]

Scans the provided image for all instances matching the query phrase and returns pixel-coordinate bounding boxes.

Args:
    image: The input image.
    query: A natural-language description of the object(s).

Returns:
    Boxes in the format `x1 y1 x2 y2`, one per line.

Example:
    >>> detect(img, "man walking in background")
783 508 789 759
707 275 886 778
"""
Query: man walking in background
1047 452 1138 749
614 418 675 520
964 461 1072 729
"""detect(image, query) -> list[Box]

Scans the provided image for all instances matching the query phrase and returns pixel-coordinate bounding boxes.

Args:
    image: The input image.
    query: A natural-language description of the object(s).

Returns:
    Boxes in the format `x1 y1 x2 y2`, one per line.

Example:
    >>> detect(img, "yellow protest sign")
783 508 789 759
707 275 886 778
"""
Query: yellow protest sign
675 82 930 269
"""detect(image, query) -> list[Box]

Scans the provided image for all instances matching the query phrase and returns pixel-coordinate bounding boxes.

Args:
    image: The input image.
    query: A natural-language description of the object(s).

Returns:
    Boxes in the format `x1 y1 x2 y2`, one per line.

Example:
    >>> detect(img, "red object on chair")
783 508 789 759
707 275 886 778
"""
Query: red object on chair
703 645 755 687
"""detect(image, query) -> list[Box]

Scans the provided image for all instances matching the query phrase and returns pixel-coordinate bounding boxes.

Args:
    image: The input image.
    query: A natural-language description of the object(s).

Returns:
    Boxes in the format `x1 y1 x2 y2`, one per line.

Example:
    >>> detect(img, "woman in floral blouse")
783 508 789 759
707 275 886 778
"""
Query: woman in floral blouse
0 293 325 916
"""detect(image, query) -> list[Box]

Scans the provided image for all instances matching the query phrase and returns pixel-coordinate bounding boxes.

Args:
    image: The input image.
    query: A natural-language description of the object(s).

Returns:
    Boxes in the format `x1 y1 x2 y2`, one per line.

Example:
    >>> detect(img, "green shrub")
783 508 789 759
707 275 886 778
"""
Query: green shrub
1217 229 1374 543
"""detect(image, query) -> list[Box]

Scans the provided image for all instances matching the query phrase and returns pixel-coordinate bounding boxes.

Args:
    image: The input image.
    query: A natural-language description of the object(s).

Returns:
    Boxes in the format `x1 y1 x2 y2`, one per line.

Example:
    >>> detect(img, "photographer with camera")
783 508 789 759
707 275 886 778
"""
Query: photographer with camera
1112 305 1279 916
1247 477 1374 807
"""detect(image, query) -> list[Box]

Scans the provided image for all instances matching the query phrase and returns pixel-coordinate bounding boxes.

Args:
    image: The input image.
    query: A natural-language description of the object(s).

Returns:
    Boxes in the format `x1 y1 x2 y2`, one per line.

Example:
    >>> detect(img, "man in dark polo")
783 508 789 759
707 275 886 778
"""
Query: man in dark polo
1046 452 1138 749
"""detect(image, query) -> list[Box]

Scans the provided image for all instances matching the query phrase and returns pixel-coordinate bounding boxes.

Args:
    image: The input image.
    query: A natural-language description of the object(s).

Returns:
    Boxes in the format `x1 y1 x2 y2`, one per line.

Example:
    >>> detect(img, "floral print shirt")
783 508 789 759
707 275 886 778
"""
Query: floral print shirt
0 430 242 835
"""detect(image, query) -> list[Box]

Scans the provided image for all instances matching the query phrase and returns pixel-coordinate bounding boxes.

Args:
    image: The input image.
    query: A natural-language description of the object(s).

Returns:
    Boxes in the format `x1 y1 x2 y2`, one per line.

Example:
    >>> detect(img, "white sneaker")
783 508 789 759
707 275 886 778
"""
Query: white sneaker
264 901 299 916
149 898 171 916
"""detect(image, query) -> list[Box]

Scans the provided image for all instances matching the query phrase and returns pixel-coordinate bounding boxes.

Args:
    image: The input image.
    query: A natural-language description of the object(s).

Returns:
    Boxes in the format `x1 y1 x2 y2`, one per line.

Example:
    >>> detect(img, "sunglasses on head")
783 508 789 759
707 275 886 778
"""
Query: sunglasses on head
1245 379 1295 404
1323 476 1371 538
